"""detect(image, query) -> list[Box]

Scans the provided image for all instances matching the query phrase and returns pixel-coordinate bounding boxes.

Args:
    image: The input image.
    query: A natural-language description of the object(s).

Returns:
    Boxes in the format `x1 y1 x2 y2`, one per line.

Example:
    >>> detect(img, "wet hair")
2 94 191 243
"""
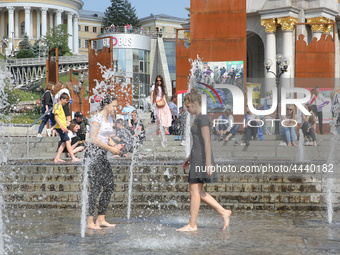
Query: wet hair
100 94 117 110
189 87 201 106
45 82 55 92
153 75 167 103
59 93 70 100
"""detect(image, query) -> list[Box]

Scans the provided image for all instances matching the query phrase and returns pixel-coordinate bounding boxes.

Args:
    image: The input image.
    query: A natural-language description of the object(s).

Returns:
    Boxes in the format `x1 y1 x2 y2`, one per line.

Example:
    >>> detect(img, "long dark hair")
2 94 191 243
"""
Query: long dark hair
100 94 117 110
153 75 166 103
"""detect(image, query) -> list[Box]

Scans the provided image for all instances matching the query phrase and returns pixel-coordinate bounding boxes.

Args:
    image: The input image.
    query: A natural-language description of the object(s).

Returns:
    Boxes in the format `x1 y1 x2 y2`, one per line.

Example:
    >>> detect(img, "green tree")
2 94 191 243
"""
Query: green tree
42 24 72 56
16 34 35 58
103 0 139 28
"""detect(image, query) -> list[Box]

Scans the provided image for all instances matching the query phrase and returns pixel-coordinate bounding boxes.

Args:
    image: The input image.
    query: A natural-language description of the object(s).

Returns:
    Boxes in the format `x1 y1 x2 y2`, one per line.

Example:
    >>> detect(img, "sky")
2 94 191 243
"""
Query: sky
82 0 190 19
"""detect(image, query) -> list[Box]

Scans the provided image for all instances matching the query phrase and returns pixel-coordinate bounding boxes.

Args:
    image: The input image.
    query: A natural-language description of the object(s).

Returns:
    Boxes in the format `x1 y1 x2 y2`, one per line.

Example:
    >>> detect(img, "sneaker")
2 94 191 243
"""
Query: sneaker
46 129 52 137
234 141 239 146
180 141 185 146
37 134 42 138
279 142 287 146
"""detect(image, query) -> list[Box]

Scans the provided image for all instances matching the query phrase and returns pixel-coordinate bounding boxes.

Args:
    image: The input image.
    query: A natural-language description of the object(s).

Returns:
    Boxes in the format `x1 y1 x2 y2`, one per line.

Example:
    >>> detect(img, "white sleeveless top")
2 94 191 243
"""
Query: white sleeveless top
91 113 114 145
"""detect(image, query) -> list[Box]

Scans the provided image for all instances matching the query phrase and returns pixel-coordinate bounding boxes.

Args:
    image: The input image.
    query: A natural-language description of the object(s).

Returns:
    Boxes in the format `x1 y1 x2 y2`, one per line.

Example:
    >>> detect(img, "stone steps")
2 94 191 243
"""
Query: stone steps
1 164 339 211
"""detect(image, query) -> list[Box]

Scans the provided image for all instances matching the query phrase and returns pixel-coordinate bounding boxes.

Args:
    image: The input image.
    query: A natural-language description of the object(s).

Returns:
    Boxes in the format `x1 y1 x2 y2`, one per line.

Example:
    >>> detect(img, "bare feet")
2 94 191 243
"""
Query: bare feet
292 142 297 146
71 158 82 163
87 222 102 230
222 210 232 231
225 138 229 143
54 159 65 163
176 224 198 232
313 141 317 146
96 220 116 228
287 142 292 146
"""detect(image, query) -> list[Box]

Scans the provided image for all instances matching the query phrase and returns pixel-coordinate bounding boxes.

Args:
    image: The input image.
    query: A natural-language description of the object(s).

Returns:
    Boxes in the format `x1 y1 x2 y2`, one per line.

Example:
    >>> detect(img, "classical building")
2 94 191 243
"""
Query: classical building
0 0 104 56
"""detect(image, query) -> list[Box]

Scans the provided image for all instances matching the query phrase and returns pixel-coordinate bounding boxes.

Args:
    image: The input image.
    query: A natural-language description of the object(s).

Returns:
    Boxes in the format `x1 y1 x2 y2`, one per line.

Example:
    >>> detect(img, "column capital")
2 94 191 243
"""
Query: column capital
307 16 335 33
41 7 48 12
24 6 31 11
55 9 63 15
74 15 79 20
66 12 74 17
277 16 298 31
7 6 14 12
261 18 278 33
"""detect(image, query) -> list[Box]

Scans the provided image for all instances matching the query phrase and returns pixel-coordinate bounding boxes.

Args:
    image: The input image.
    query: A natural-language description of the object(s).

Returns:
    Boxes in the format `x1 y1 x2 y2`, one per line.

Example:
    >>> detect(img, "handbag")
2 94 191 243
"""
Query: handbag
156 98 166 108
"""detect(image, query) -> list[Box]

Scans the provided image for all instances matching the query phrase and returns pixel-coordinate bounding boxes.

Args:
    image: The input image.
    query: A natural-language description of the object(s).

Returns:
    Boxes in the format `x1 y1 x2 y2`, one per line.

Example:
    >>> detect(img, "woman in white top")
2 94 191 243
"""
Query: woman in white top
85 95 122 230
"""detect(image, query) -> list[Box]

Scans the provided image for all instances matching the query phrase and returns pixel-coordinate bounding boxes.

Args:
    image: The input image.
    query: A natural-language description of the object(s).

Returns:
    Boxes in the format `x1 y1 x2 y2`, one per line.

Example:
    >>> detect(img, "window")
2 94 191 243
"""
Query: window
21 22 25 36
93 41 97 49
101 27 104 33
162 26 166 32
78 25 81 31
93 27 97 33
85 26 89 32
78 39 81 48
85 40 88 48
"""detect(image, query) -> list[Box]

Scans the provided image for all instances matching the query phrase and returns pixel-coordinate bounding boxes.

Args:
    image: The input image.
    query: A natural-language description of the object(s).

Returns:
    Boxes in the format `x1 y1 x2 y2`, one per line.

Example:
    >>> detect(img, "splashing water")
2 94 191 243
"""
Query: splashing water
80 63 132 236
127 110 143 219
326 135 338 224
296 129 308 162
0 62 14 254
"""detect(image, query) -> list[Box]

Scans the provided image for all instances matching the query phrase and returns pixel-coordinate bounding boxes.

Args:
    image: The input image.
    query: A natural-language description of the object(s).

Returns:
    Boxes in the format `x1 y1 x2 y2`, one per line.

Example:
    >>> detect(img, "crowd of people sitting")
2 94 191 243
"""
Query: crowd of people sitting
37 81 146 162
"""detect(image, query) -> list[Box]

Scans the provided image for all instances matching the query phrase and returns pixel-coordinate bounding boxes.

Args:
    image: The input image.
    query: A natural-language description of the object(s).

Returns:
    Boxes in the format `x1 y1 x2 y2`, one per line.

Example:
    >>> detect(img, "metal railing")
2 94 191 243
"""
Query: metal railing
6 55 89 67
3 107 53 158
102 27 181 39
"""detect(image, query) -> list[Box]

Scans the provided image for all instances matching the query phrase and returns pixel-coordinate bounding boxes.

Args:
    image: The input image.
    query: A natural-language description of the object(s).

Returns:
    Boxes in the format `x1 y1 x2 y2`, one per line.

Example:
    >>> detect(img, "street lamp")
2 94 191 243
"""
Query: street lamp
72 72 85 112
264 54 290 135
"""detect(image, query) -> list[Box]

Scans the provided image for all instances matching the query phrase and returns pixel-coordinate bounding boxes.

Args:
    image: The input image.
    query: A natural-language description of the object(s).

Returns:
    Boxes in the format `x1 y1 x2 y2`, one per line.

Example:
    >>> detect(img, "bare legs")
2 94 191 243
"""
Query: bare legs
177 183 232 231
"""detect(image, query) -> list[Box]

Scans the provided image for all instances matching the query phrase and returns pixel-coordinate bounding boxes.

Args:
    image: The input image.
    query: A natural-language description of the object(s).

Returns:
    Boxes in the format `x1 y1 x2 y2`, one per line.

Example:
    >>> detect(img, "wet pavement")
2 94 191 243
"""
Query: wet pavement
5 209 340 254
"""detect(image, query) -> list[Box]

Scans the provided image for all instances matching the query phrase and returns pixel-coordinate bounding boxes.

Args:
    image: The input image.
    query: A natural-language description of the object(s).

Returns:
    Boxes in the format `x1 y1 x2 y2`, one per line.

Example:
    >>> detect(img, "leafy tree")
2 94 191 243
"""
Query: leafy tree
16 49 35 58
42 24 72 56
103 0 139 28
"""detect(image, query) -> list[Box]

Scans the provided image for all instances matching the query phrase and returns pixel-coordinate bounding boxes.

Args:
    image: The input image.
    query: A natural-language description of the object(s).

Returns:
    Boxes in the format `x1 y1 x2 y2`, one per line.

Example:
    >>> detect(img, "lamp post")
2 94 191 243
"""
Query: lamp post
264 54 290 135
71 71 85 112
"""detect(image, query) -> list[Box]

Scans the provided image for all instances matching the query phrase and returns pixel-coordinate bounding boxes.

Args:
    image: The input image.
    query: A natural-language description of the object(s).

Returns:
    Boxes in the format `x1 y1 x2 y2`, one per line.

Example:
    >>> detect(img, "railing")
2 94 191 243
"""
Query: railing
3 107 53 158
6 55 89 67
102 27 181 39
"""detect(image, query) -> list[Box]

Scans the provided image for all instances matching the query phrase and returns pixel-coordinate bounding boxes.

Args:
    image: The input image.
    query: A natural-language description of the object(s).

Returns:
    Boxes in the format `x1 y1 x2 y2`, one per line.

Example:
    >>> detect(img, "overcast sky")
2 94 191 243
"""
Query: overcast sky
82 0 190 19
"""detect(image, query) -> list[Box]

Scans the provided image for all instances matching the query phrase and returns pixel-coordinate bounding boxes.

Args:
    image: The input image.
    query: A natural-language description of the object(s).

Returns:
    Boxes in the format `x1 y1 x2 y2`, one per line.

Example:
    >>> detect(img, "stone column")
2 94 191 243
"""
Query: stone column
277 17 298 89
41 8 48 37
7 7 14 54
73 15 79 54
15 9 19 38
30 9 33 38
36 9 41 39
261 18 277 93
49 11 54 30
307 17 334 40
1 11 4 40
56 9 62 26
67 12 73 52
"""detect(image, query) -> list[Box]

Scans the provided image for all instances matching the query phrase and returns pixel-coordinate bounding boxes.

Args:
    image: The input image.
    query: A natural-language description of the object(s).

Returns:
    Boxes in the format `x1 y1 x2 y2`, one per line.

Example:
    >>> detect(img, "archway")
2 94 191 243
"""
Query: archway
247 31 264 80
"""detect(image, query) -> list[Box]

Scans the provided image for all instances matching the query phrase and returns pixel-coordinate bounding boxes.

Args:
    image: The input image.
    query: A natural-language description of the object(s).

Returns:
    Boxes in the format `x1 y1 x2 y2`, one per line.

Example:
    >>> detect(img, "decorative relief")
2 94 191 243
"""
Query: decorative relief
261 18 278 33
307 17 335 33
277 17 298 31
184 31 191 43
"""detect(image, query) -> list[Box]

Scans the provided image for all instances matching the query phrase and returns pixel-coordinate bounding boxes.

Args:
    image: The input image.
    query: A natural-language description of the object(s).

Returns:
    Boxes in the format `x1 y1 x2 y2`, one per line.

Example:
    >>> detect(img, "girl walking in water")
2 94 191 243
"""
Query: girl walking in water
177 88 231 231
